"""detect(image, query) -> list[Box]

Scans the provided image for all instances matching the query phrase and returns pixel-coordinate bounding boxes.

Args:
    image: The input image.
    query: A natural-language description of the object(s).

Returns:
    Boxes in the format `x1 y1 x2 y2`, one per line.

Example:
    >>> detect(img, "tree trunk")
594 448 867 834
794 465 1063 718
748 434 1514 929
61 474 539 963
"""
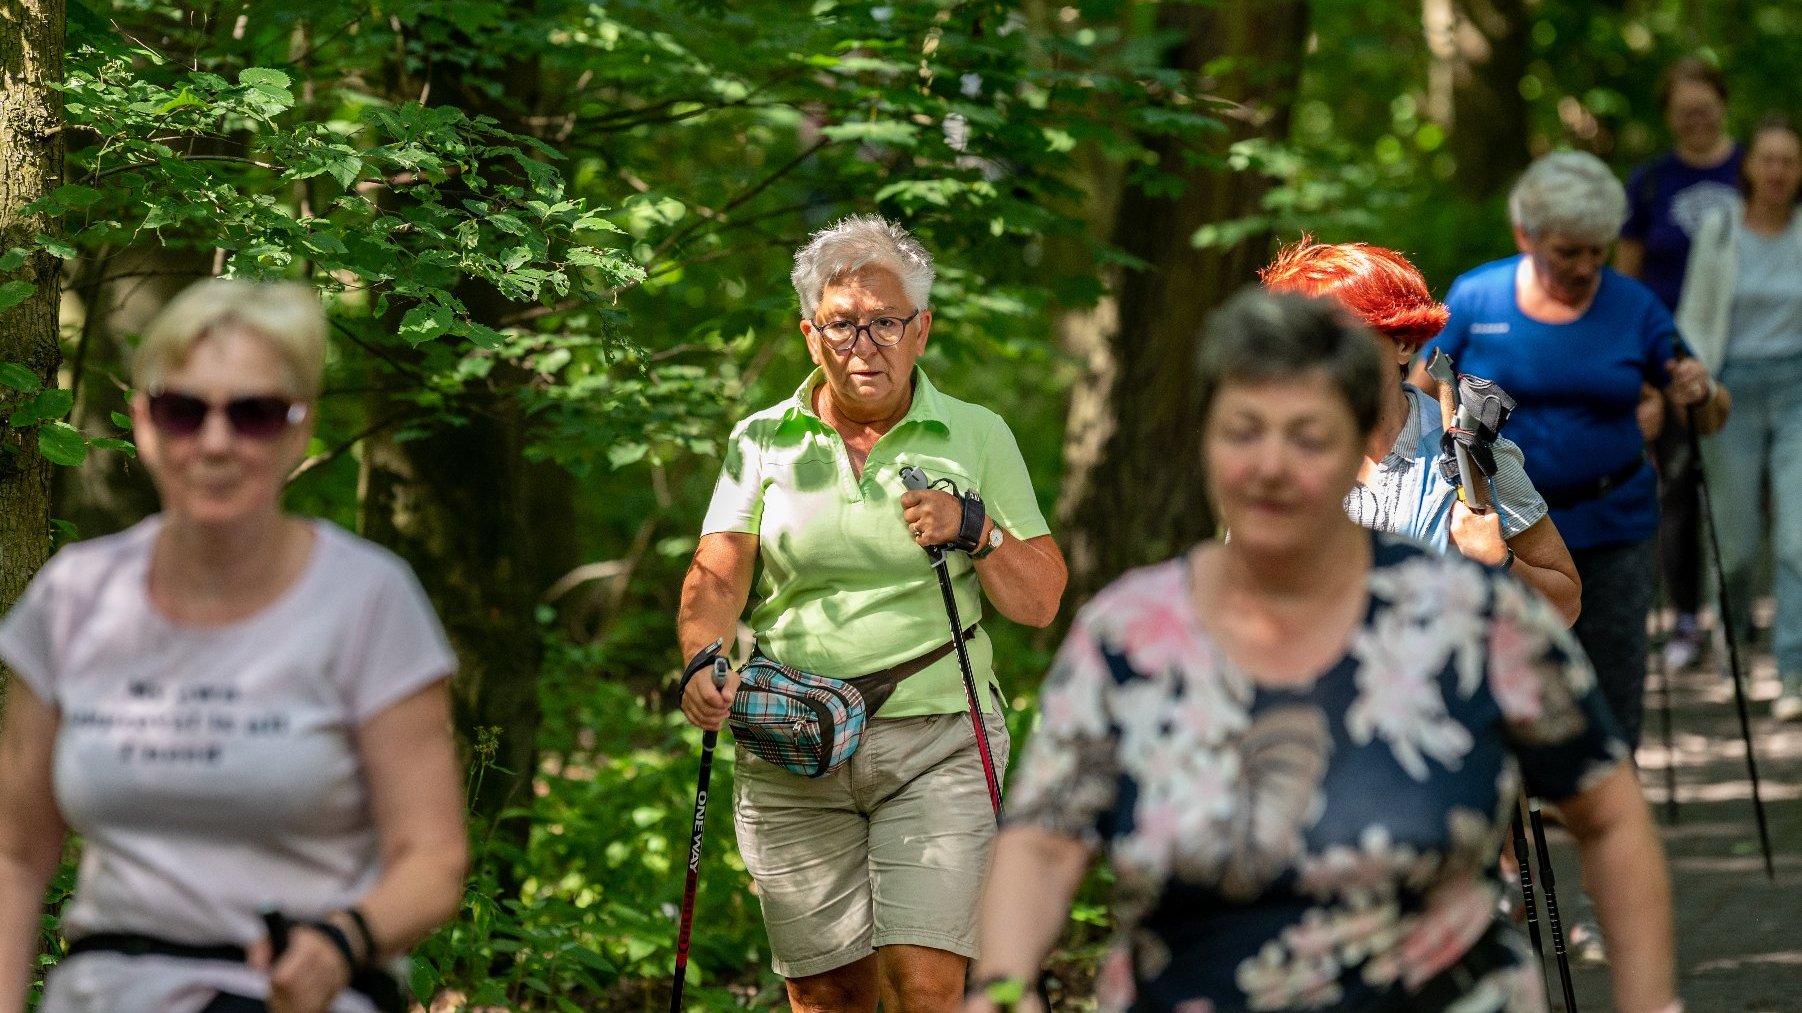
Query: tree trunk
358 361 547 829
0 0 65 700
54 247 206 541
1426 0 1531 199
359 40 565 836
1057 0 1310 604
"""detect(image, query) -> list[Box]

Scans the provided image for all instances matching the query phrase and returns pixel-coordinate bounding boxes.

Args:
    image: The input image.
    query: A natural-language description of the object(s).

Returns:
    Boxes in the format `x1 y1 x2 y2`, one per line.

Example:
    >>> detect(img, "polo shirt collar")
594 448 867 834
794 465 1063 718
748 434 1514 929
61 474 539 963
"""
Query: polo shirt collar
782 366 950 431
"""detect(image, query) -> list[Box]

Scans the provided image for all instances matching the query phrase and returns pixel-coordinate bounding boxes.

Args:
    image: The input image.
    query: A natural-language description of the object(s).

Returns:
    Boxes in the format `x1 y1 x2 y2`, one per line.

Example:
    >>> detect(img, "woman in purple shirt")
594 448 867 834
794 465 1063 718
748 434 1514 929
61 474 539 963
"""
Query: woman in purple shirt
1617 56 1743 670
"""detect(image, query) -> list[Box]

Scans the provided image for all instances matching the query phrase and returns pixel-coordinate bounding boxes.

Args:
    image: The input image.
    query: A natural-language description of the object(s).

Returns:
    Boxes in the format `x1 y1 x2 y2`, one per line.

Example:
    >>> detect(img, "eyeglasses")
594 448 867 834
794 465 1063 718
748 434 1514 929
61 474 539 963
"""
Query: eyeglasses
811 309 920 353
146 389 309 439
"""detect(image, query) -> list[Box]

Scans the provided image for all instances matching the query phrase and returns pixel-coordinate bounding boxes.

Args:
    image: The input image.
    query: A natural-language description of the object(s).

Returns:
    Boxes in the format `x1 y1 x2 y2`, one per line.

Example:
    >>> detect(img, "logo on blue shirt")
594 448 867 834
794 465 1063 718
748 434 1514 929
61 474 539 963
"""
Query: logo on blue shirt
1470 322 1510 334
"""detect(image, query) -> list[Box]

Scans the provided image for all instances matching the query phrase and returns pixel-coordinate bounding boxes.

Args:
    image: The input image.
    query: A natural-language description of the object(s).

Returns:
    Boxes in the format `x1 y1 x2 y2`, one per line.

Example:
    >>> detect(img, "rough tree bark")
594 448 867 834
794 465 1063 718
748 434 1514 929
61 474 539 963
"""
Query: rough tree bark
1424 0 1531 199
0 0 66 700
1057 0 1311 604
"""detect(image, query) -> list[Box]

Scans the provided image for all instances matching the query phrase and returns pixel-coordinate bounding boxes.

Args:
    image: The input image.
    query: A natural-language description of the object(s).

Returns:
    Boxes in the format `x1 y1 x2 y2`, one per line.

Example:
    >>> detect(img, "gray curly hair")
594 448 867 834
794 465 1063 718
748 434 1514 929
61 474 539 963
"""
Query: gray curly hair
790 214 935 320
1509 150 1628 245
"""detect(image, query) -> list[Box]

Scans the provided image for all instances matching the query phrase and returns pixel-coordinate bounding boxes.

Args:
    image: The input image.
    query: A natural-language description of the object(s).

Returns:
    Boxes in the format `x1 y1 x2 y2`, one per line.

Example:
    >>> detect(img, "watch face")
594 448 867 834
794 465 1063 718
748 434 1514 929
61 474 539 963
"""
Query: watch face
988 528 1003 548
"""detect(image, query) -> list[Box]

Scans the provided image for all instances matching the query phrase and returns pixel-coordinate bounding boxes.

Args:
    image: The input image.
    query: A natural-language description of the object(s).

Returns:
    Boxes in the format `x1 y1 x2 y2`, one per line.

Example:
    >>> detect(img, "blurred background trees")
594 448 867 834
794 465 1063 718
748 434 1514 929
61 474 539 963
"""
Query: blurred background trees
4 0 1800 1006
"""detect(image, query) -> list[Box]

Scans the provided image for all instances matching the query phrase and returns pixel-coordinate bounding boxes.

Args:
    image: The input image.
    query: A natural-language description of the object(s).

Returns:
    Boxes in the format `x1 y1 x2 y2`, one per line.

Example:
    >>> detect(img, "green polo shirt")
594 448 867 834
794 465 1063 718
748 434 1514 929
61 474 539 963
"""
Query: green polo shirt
701 367 1051 717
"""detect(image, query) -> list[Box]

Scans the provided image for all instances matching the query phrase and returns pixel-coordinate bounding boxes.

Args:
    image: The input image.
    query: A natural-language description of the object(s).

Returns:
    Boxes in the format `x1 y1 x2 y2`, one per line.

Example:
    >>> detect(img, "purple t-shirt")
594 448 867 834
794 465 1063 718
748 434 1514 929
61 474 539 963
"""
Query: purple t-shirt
1622 146 1742 310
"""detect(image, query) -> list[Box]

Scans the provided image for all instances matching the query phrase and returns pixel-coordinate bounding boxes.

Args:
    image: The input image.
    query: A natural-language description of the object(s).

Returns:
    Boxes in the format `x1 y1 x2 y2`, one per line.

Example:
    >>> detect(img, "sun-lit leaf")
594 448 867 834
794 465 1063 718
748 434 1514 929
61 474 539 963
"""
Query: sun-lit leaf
36 422 88 467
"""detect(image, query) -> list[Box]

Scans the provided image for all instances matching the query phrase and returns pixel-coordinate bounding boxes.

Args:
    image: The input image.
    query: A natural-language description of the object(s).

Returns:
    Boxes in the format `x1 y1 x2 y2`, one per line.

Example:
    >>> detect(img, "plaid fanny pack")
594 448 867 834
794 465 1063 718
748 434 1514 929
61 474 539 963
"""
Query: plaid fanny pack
687 629 973 779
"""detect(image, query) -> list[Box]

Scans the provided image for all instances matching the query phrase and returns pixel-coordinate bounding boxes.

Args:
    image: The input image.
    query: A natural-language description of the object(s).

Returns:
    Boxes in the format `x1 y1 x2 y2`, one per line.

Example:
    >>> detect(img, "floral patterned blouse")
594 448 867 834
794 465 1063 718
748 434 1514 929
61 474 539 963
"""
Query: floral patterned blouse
1007 533 1628 1013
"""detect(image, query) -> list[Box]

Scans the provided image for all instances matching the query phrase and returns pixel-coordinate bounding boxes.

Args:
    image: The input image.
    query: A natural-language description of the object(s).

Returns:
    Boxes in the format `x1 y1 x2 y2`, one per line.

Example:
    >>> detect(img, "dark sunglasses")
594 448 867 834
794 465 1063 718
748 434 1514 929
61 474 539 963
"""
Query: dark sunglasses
145 389 309 439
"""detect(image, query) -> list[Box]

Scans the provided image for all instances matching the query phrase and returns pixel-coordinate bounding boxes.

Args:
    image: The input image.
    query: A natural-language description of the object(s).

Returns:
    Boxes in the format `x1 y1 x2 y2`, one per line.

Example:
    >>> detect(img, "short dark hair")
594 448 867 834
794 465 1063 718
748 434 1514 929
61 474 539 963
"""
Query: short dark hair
1656 55 1728 112
1739 112 1802 205
1196 288 1387 438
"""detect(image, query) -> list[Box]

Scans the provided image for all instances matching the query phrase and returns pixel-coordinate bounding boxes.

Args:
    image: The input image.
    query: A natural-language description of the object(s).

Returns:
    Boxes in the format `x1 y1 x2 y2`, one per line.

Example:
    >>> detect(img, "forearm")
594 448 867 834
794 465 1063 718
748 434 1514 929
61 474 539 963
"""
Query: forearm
970 826 1091 983
0 858 54 1013
338 842 468 961
1505 518 1581 626
1508 557 1581 626
973 531 1067 629
677 534 757 661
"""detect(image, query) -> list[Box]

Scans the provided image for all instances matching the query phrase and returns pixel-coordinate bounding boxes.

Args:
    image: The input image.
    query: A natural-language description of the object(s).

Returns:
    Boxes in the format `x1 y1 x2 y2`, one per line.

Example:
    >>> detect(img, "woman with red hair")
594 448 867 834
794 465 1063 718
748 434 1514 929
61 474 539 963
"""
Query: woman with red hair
1263 239 1582 624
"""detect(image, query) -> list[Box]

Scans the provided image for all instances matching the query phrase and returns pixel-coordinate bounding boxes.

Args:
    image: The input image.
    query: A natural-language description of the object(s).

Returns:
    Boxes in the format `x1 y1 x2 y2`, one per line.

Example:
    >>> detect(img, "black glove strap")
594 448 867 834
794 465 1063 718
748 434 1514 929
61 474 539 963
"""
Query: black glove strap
677 638 725 699
952 490 986 553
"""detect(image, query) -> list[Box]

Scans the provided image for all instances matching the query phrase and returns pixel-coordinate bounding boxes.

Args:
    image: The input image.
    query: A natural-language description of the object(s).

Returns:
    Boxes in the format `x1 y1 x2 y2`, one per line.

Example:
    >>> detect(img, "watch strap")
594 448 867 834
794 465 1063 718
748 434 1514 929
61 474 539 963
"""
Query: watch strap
972 524 1002 560
951 490 986 553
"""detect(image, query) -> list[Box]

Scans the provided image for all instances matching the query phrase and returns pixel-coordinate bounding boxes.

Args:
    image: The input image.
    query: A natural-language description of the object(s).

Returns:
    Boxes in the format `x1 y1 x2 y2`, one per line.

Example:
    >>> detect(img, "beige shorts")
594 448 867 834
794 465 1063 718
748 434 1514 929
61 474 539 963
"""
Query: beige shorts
732 709 1010 979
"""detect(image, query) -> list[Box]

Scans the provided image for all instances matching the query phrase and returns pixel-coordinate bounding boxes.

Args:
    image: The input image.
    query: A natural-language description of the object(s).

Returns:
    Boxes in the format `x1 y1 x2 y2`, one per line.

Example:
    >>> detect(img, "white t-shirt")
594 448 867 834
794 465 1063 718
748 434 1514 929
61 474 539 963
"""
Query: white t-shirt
0 516 456 1013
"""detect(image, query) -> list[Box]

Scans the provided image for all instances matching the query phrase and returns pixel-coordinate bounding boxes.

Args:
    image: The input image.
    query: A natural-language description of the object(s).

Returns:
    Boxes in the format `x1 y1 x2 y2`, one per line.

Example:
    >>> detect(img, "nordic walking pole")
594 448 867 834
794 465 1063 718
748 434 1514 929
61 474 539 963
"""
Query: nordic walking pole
671 646 731 1013
1509 805 1551 1001
901 466 1004 818
1528 799 1579 1013
1675 348 1776 878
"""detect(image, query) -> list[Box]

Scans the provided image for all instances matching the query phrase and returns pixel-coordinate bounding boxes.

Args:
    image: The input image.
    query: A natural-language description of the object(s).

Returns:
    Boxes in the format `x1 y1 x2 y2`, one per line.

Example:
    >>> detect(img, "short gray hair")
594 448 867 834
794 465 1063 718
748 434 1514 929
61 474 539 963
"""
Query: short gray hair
1509 150 1628 244
790 214 935 319
1197 288 1387 438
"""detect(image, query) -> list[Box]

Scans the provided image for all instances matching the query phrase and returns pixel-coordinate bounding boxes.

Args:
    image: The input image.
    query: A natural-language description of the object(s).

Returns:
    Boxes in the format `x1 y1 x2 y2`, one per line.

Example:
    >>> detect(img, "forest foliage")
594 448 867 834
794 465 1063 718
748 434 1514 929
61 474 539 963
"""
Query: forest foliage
8 0 1802 1007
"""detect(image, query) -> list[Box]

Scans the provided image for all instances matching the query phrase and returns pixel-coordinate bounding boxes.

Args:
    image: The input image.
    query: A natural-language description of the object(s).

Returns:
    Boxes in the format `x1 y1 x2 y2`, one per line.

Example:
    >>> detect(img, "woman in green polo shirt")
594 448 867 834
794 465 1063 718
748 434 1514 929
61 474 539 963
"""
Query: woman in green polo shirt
677 214 1068 1013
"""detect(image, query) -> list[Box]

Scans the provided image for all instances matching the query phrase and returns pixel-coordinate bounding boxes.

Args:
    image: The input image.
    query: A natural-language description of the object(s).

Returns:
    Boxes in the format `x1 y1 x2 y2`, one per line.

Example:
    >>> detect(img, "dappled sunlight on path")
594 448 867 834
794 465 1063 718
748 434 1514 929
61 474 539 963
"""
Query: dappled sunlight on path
1536 619 1802 1012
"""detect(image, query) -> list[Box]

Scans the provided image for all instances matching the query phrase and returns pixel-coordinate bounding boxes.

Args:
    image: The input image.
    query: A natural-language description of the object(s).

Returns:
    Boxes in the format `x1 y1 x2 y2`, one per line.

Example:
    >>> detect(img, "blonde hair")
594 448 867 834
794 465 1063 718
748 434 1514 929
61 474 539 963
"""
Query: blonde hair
134 279 328 397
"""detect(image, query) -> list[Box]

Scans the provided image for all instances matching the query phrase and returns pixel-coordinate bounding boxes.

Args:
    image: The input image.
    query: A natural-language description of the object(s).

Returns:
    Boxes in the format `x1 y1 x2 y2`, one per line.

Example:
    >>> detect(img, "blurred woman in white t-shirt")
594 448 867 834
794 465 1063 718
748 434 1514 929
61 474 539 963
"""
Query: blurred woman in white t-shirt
0 279 467 1013
1677 114 1802 721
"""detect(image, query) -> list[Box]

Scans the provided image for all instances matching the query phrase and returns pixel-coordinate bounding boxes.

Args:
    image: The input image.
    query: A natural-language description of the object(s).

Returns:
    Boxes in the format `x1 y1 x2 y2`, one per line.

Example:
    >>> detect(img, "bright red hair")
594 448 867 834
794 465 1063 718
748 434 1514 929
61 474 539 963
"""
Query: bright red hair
1258 238 1449 352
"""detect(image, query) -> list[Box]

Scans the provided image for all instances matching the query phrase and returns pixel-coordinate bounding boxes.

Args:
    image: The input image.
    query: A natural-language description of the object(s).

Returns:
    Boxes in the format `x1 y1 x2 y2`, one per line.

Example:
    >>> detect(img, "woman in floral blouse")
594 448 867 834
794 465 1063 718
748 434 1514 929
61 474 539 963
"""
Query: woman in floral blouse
964 291 1677 1013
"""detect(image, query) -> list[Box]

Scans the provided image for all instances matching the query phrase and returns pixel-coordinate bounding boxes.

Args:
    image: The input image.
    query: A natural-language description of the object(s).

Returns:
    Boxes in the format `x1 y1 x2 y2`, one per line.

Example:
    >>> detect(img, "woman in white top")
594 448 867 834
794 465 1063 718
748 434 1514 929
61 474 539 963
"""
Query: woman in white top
0 280 468 1012
1676 114 1802 721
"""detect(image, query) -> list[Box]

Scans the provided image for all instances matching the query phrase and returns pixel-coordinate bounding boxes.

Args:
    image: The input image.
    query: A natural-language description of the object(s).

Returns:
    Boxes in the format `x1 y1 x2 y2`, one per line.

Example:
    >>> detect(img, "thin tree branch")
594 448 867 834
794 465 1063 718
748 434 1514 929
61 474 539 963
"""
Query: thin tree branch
287 408 412 484
87 153 287 183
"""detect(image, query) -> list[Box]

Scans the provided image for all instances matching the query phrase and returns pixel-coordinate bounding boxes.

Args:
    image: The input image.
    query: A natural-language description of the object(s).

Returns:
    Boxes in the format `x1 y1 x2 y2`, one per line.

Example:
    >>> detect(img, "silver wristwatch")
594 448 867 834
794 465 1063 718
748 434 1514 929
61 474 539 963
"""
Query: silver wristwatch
971 524 1003 560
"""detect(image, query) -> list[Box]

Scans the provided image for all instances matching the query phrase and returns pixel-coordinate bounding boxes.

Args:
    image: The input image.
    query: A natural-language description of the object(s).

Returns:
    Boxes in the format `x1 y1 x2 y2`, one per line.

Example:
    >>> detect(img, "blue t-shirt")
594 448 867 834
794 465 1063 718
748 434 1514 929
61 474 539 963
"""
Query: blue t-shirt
1622 146 1742 310
1424 257 1683 550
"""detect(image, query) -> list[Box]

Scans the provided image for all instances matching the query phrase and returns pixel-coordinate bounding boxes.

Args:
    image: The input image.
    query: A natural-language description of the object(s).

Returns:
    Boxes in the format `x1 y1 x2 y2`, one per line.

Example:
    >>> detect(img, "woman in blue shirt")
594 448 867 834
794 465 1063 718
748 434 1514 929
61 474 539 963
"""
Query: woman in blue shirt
1416 150 1727 751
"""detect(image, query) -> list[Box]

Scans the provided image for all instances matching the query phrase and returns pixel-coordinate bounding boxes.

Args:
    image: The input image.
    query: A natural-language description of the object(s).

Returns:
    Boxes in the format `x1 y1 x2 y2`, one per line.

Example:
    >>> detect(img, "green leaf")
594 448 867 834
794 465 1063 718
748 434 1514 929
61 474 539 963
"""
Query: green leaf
155 86 207 115
820 120 919 147
0 280 35 314
8 387 73 426
0 248 25 272
0 362 43 393
409 961 440 1003
37 422 88 467
47 184 102 210
398 302 453 345
35 233 78 260
239 67 292 90
608 442 649 469
89 437 136 457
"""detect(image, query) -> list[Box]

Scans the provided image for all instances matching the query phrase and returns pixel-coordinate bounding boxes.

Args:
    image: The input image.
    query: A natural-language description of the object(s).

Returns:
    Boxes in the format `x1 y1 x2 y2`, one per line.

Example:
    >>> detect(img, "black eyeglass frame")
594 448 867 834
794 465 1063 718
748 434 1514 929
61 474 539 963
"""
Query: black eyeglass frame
810 308 922 353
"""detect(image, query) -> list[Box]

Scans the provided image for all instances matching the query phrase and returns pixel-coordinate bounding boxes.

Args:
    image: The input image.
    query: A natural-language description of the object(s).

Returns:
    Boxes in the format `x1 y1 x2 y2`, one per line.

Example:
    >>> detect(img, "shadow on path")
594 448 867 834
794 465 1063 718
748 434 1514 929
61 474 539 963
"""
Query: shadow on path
1534 631 1802 1012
